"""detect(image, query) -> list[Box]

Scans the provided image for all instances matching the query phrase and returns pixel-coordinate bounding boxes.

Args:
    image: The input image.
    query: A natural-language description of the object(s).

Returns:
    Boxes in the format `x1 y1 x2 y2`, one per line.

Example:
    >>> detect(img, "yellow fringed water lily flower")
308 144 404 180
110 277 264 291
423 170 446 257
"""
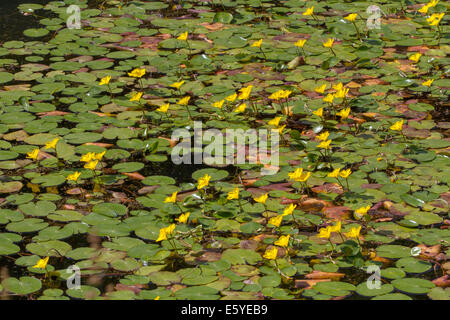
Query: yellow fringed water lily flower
344 225 361 238
317 226 331 239
234 103 247 113
282 203 297 216
422 79 434 87
176 212 190 224
295 39 307 48
317 131 330 141
302 6 314 16
254 193 269 204
390 120 404 131
80 152 96 163
238 85 253 100
26 148 40 160
45 138 59 149
314 84 327 94
84 160 99 170
197 174 211 190
156 103 170 113
268 116 282 126
409 53 422 63
335 87 349 99
251 39 263 48
95 151 106 161
32 256 49 269
130 92 143 102
268 215 283 227
177 31 188 41
312 107 323 117
274 235 290 247
263 246 278 260
337 107 351 119
288 168 303 180
170 80 184 89
156 224 176 242
277 125 286 134
418 3 431 13
212 100 225 109
128 68 146 78
355 205 371 215
323 38 334 48
327 168 341 178
323 93 335 103
164 191 178 203
427 12 445 26
227 187 240 200
339 168 352 179
344 13 358 22
99 75 111 86
225 93 237 102
66 171 81 182
317 139 332 150
177 96 191 105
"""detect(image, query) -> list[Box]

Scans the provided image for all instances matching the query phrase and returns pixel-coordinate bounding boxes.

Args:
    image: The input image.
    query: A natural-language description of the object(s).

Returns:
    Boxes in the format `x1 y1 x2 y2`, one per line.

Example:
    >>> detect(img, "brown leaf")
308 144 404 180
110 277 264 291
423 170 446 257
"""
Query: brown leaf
305 271 346 281
123 172 145 180
432 275 450 288
295 279 330 289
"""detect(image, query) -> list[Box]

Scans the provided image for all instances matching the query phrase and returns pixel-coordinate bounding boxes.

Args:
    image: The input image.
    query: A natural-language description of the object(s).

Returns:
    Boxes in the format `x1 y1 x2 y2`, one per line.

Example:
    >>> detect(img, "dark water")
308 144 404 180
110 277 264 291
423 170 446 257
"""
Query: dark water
0 0 49 42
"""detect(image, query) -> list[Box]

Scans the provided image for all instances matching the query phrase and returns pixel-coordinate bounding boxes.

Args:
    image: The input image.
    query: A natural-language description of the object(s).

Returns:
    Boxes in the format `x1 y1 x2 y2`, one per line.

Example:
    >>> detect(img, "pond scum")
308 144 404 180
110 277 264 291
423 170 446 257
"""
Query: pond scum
0 0 448 300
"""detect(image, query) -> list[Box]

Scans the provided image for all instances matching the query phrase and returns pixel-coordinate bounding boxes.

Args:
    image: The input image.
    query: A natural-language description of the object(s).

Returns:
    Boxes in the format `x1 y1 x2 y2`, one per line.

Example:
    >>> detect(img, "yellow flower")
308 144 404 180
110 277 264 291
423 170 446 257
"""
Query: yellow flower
84 160 99 170
128 68 146 78
251 39 263 48
269 90 282 100
156 228 167 242
234 103 247 113
225 93 237 102
177 96 191 105
45 138 59 149
355 205 371 215
294 39 307 48
427 13 445 26
327 168 341 178
212 100 225 109
422 79 434 87
99 75 111 86
297 171 311 182
302 6 314 16
312 107 323 117
317 139 332 150
227 187 240 200
66 171 81 182
156 103 170 113
333 82 343 91
238 85 253 100
274 235 290 247
344 225 361 238
154 296 160 300
317 227 331 239
329 220 341 233
317 131 329 141
268 116 282 126
344 13 358 22
177 31 188 41
314 84 327 94
176 212 190 224
164 191 178 203
323 93 335 103
263 246 278 260
409 53 422 63
254 193 269 204
390 120 404 131
268 215 283 227
95 151 106 161
130 92 143 102
335 87 349 99
26 148 40 160
339 168 352 179
323 38 334 48
197 174 211 190
32 256 49 269
337 107 351 119
170 81 184 89
277 125 286 134
418 4 430 13
429 0 439 7
165 224 176 235
80 152 96 163
288 167 303 180
282 203 297 216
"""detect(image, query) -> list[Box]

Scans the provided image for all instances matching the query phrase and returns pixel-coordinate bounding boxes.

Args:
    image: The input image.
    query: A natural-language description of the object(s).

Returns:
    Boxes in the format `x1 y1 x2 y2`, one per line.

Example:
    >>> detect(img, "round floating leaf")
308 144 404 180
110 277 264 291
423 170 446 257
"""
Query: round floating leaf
2 277 42 295
24 28 49 38
355 283 394 297
392 278 435 295
0 72 14 84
